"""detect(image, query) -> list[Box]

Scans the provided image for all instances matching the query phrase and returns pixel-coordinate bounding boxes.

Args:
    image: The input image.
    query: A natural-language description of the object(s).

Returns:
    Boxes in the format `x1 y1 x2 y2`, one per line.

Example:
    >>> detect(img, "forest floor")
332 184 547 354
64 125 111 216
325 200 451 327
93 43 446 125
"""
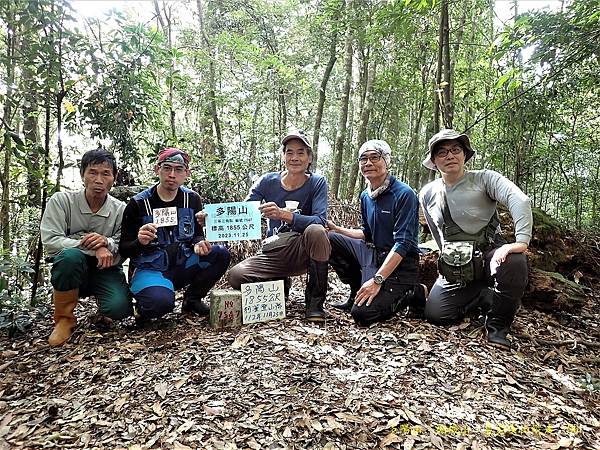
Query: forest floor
1 273 599 450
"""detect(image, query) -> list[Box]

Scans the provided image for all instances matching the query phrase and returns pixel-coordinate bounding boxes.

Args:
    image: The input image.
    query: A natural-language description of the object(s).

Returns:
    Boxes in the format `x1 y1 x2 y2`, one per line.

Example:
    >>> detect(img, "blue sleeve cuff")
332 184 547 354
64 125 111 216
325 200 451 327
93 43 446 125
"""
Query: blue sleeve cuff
392 242 409 258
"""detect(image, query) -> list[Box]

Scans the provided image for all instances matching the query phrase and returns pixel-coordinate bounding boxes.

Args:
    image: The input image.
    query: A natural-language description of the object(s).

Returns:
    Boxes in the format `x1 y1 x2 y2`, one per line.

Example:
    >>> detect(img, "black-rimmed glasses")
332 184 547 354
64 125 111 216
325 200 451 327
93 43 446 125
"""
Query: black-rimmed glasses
434 146 463 158
358 154 382 164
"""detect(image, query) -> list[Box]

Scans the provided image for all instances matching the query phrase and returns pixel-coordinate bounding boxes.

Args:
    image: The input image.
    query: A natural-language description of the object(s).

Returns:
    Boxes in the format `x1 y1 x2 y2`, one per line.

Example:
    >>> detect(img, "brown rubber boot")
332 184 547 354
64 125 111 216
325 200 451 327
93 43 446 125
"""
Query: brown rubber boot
48 289 79 347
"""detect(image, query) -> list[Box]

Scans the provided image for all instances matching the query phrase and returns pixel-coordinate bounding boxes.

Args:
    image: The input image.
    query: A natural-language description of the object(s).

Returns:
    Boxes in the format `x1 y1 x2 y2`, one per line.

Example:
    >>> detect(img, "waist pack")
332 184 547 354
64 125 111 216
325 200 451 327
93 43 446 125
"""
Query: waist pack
438 241 485 285
261 231 300 253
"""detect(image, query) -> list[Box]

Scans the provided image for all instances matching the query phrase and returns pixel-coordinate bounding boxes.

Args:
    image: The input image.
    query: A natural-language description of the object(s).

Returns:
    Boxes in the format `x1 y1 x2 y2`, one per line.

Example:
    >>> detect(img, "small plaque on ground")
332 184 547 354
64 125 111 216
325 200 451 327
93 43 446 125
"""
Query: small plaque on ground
241 280 286 324
209 289 242 329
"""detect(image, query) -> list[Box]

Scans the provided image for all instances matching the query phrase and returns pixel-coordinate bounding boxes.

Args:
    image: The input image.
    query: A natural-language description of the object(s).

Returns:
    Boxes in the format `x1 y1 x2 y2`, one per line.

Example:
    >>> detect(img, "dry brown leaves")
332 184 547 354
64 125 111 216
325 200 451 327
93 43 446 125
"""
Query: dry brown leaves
1 276 599 450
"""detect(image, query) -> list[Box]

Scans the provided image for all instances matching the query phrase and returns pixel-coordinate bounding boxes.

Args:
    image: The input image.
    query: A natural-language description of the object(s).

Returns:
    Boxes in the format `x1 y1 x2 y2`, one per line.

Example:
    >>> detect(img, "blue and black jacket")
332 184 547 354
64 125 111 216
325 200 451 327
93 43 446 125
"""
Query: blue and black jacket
119 184 204 271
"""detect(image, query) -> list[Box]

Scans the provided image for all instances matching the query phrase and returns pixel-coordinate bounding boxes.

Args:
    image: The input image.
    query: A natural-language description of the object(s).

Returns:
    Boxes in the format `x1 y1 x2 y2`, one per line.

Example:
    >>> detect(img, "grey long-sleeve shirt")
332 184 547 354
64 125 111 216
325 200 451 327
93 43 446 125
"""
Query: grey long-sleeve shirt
419 169 533 249
40 190 125 266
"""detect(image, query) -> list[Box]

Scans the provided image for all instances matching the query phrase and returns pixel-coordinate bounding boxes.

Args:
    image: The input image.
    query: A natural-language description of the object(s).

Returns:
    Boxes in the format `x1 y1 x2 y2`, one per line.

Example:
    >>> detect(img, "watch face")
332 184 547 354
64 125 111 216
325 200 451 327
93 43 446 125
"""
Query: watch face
374 274 384 285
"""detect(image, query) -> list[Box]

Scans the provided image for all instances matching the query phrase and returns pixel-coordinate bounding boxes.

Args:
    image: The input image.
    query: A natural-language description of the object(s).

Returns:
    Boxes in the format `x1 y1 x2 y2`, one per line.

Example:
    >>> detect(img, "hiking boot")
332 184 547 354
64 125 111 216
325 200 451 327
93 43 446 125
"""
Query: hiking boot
48 289 78 347
305 260 328 322
484 290 519 350
485 321 511 349
406 284 428 318
330 292 356 312
182 297 210 316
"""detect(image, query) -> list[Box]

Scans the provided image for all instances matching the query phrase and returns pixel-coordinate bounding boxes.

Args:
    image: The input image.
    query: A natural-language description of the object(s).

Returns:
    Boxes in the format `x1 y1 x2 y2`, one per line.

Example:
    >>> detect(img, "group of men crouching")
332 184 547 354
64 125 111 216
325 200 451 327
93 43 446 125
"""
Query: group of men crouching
41 128 532 350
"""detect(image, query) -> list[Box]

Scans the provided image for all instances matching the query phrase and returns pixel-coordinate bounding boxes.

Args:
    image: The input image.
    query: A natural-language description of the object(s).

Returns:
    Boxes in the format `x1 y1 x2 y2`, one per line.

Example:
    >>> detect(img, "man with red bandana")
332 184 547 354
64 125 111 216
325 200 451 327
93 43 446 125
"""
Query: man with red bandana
119 148 230 320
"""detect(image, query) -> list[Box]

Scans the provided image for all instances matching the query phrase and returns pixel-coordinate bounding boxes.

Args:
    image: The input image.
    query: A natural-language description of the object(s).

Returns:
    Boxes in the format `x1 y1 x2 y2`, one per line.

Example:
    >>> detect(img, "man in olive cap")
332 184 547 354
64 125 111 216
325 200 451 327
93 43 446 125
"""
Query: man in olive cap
419 129 532 349
227 128 331 322
327 140 426 326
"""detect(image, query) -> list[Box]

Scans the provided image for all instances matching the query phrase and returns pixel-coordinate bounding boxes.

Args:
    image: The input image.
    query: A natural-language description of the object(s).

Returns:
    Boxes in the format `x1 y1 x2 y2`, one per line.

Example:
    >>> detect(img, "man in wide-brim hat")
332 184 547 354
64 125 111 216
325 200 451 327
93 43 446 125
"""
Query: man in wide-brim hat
419 128 533 349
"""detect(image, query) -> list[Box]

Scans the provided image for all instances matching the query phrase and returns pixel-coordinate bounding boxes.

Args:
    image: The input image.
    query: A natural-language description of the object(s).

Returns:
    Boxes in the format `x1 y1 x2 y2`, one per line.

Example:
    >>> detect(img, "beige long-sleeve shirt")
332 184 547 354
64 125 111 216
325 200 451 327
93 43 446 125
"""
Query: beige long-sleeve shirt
40 190 125 266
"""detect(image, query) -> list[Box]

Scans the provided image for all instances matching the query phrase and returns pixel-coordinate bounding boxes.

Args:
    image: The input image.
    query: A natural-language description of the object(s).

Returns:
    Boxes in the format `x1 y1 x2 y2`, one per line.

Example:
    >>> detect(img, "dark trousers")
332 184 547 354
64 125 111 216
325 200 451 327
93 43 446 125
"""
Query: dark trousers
130 245 230 319
328 232 419 326
424 247 528 326
50 248 132 320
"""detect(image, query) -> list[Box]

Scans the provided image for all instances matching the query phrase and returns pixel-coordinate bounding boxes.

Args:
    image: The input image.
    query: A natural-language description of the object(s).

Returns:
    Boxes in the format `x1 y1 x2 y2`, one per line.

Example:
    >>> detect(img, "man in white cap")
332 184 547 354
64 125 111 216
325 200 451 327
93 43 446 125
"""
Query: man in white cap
419 129 532 349
327 140 426 326
227 128 331 321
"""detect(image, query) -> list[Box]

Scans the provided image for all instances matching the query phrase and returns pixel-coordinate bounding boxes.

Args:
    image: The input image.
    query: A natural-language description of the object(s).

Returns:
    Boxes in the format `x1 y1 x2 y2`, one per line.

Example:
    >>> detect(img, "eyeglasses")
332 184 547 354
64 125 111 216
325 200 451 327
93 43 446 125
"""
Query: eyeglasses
434 146 463 159
358 154 382 164
160 164 186 174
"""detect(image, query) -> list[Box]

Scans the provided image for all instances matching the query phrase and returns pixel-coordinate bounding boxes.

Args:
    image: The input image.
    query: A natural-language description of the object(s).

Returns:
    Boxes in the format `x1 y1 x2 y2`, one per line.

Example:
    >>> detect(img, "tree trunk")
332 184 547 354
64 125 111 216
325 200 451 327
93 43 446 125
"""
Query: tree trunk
54 15 67 191
249 102 261 169
278 87 287 138
20 25 41 208
331 24 353 199
197 0 224 156
1 135 11 254
339 87 355 199
433 8 443 134
1 6 16 253
22 56 42 262
153 0 176 139
346 60 376 200
441 0 453 128
449 0 468 126
30 86 53 305
312 29 338 170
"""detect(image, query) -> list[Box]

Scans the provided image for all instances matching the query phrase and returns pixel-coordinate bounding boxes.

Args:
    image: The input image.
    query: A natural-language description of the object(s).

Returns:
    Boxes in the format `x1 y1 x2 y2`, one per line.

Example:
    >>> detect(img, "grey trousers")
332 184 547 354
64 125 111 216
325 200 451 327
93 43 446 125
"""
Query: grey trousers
228 224 331 289
424 246 528 325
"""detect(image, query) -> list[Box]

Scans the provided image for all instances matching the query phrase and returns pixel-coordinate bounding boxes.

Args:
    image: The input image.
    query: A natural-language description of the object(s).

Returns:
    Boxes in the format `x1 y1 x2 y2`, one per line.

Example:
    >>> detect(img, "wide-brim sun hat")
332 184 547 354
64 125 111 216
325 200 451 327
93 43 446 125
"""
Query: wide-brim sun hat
422 129 474 170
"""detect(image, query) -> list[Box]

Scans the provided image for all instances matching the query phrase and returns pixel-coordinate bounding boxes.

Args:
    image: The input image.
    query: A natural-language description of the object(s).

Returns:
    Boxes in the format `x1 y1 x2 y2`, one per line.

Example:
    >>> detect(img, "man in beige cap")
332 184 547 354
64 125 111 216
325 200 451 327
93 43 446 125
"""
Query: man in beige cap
420 129 532 349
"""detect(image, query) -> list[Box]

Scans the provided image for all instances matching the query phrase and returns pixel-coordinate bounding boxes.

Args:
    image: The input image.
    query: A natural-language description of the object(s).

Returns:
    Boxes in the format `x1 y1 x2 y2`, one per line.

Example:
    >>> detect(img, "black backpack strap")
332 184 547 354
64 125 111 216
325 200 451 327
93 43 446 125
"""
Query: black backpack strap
66 196 72 236
484 211 500 244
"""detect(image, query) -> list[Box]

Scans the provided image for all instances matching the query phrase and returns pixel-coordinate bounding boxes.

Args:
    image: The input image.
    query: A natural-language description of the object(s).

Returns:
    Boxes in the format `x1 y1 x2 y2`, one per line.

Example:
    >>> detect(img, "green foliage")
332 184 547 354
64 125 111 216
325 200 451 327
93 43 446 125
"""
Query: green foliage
68 15 170 175
190 152 259 205
0 309 33 338
480 0 600 228
0 255 38 337
580 373 600 392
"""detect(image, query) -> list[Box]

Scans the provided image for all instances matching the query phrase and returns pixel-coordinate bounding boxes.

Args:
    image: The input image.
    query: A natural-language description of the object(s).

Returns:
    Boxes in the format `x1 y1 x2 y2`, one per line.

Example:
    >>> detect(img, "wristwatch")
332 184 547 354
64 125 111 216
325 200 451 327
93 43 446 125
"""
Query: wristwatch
373 273 385 285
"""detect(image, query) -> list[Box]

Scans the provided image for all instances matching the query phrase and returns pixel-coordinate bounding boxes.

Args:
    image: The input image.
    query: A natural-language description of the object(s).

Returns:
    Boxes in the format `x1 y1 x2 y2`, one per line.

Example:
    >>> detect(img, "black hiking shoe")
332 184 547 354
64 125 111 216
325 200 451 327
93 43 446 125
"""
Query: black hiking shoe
182 298 210 316
330 292 356 312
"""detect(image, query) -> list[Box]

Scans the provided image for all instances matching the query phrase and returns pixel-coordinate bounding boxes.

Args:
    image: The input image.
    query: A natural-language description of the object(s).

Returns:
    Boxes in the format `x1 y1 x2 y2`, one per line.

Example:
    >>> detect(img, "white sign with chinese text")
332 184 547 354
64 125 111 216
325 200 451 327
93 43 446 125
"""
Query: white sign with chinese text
241 280 286 324
153 207 178 227
205 201 261 241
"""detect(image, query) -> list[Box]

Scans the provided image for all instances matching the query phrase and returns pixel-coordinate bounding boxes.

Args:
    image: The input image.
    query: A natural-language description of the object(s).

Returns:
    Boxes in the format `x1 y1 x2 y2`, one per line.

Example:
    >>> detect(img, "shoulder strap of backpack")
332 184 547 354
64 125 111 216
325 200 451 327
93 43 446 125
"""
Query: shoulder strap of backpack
439 189 463 237
439 188 498 245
